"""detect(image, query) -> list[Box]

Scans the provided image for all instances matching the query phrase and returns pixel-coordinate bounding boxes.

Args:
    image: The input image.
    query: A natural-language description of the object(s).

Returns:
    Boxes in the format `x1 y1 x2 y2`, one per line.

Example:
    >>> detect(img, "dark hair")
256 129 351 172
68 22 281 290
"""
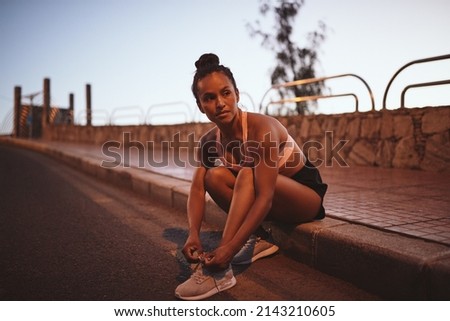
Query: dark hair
191 53 238 105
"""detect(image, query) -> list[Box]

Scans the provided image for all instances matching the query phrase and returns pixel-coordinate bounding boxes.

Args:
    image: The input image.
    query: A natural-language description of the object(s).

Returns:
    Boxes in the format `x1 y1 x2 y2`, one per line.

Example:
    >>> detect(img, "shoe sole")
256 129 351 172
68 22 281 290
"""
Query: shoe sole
175 276 237 301
232 244 279 265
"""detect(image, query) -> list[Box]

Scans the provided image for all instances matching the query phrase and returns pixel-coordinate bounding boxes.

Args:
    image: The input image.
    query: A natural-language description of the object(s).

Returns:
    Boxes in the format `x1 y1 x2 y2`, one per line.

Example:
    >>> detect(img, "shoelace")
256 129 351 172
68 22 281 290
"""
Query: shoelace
241 235 260 250
191 263 208 284
191 261 229 286
191 257 217 284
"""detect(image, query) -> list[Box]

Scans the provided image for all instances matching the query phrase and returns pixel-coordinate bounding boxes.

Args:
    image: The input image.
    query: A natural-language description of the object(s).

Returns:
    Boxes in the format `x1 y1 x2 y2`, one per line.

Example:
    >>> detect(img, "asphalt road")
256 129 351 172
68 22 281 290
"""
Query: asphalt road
0 144 379 300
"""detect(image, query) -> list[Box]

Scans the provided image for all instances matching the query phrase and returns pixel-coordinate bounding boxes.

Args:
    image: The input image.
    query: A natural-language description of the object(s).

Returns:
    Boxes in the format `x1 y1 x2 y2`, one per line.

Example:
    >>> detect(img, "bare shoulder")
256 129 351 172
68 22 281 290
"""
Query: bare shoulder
246 112 287 141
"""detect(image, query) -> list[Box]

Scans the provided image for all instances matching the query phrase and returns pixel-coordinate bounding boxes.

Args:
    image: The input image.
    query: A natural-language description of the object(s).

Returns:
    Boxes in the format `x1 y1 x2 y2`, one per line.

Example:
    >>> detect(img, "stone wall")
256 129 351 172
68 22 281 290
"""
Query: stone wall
43 106 450 172
278 106 450 171
43 122 214 146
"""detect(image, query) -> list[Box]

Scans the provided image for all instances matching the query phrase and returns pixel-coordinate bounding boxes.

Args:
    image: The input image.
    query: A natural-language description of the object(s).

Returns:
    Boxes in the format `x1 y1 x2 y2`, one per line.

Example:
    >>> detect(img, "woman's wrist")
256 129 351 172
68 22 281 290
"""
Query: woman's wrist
188 228 200 240
221 239 243 257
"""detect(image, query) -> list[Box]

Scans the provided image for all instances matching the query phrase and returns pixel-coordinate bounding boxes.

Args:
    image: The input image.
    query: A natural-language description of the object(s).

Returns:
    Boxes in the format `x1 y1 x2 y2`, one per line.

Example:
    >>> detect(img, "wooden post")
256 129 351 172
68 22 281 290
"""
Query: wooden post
86 84 92 126
69 93 74 125
42 78 50 128
14 86 21 137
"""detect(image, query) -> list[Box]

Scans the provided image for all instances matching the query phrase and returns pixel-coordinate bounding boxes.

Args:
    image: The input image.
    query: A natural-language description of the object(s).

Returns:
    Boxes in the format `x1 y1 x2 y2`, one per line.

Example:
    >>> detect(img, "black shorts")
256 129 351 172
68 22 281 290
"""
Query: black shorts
290 160 328 220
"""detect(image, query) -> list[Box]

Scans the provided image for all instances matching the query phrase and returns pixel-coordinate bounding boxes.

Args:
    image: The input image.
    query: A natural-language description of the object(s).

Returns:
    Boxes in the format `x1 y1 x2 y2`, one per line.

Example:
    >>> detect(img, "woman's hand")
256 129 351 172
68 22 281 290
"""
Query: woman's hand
182 234 204 263
203 244 236 270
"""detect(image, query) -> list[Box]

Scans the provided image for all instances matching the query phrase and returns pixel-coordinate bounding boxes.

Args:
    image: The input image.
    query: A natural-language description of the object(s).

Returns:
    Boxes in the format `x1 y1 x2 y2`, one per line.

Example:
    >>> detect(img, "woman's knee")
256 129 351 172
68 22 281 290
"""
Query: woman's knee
204 167 234 190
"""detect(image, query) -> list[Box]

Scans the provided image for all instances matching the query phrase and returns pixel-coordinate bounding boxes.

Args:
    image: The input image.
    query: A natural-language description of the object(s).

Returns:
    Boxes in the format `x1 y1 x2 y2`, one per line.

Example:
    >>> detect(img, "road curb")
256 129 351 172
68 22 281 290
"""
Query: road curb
2 137 449 299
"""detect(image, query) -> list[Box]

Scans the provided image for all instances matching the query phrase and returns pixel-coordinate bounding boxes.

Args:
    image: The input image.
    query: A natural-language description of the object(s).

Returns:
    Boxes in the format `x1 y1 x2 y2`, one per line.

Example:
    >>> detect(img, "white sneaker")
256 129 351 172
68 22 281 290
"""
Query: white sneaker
175 264 236 300
231 234 279 265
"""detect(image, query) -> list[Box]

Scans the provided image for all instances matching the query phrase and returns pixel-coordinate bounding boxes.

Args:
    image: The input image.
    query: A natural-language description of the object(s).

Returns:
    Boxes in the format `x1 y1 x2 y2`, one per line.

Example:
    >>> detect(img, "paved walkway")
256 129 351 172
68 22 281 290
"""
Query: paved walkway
2 137 449 299
321 165 450 246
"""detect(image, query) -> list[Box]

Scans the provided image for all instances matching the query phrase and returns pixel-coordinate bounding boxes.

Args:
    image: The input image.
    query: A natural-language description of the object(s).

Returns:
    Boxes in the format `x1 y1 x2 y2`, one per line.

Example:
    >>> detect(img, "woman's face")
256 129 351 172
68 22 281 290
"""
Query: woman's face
196 71 239 124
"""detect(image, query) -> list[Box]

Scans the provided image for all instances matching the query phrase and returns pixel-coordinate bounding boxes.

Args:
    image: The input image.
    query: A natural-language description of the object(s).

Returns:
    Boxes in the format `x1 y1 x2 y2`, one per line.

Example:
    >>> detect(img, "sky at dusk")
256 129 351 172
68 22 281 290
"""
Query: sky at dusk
1 0 449 132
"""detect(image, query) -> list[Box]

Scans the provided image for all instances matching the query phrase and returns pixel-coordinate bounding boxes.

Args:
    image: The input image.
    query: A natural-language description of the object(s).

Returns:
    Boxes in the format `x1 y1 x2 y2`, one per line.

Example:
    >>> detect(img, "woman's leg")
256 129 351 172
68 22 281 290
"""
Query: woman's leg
204 166 235 213
205 166 322 233
268 174 322 223
205 167 257 244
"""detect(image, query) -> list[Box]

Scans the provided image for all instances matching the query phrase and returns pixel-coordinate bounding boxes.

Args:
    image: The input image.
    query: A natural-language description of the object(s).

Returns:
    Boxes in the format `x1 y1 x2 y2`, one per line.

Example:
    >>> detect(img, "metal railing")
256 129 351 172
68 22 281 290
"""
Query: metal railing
0 109 13 135
401 79 450 108
72 102 196 126
145 101 194 124
76 109 110 126
10 54 449 134
265 93 359 114
238 91 257 112
110 105 145 125
259 73 375 114
382 54 450 109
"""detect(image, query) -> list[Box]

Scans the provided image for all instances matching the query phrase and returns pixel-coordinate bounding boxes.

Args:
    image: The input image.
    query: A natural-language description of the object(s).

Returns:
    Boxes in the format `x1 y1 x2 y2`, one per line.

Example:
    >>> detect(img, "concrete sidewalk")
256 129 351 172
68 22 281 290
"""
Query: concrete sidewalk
1 137 449 299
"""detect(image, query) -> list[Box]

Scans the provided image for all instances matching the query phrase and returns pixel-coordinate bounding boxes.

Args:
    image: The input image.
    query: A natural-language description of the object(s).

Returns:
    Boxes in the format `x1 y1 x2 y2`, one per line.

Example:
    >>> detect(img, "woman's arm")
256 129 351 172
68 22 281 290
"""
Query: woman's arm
182 166 207 262
182 130 216 262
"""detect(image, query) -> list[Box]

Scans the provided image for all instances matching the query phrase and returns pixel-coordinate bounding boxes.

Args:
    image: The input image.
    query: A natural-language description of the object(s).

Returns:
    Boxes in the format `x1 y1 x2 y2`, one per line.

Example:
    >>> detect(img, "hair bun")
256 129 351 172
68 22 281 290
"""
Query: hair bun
195 53 220 69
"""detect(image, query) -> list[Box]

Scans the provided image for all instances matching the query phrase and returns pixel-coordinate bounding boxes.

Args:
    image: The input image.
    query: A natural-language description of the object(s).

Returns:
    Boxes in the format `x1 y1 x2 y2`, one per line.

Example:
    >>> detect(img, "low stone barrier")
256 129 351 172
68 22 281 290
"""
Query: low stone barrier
43 106 450 171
